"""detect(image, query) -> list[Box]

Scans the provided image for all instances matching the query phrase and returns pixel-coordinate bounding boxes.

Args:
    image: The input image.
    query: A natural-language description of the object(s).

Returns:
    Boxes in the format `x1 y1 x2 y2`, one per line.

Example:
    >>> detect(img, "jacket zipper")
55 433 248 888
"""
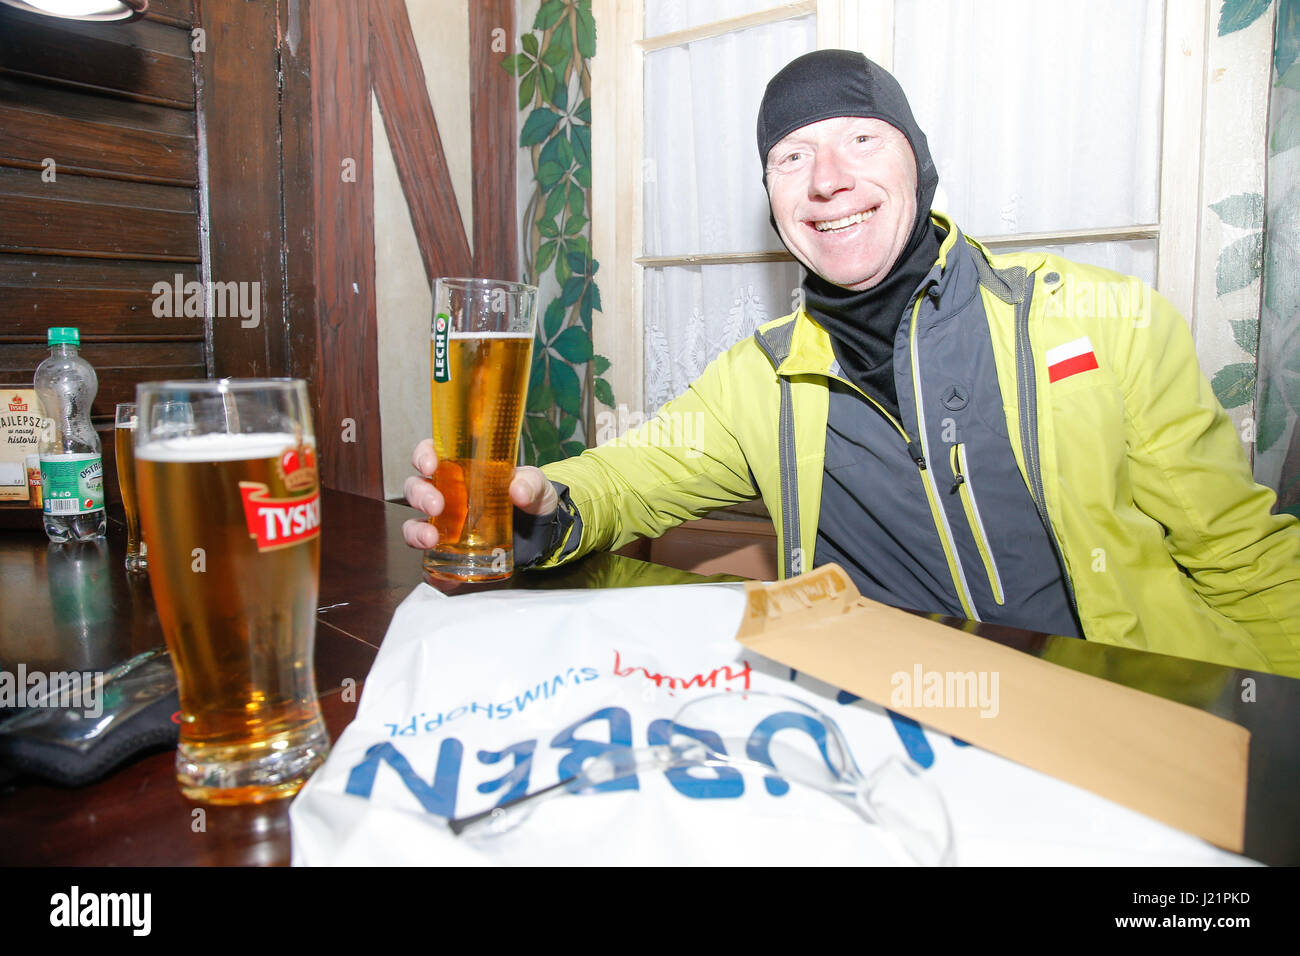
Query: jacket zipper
833 298 980 619
1013 274 1082 625
948 443 1005 605
907 295 980 621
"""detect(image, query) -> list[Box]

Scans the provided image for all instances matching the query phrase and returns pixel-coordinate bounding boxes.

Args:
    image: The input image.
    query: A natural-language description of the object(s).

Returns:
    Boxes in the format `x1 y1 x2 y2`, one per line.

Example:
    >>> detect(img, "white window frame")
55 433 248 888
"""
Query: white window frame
590 0 1206 411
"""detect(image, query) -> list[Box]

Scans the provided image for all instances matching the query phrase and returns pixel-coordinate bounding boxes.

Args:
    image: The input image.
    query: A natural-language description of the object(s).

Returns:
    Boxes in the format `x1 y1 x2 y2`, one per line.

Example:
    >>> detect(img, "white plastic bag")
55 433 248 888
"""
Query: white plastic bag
290 582 1256 866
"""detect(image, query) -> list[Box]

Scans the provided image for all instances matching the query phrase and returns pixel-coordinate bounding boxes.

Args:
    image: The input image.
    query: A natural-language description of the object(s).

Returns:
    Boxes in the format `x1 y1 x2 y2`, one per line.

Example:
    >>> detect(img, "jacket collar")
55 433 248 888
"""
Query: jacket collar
773 209 966 378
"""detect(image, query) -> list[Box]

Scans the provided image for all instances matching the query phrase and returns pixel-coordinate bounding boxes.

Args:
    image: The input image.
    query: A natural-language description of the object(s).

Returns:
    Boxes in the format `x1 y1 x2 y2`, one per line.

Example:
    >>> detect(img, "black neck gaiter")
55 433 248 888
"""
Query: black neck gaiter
757 50 941 421
802 221 941 420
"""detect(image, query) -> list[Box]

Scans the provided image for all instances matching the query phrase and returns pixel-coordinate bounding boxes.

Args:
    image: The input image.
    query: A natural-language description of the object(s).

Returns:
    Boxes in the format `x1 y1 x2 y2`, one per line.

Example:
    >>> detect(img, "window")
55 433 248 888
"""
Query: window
591 0 1205 413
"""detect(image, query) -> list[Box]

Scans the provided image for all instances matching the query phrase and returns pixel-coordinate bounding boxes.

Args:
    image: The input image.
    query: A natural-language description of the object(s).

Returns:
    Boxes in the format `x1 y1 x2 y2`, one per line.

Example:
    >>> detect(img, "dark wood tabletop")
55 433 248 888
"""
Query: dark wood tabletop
1 489 1297 865
0 489 747 866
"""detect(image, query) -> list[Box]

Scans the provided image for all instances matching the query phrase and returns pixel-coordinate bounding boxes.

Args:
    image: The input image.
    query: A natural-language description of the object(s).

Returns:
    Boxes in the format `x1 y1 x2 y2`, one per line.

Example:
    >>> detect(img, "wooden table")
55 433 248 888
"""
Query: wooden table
1 490 1296 865
0 489 745 865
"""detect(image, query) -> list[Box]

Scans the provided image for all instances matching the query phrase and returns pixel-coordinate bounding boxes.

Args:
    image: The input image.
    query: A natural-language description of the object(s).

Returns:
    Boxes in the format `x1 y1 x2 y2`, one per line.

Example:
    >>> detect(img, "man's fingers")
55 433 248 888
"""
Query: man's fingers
403 455 553 556
404 474 445 516
401 518 439 550
510 466 558 516
411 438 437 477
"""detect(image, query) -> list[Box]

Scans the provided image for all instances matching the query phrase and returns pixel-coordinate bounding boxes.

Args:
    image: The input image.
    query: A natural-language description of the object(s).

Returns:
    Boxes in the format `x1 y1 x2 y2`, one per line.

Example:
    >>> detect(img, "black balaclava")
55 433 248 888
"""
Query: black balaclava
757 50 941 421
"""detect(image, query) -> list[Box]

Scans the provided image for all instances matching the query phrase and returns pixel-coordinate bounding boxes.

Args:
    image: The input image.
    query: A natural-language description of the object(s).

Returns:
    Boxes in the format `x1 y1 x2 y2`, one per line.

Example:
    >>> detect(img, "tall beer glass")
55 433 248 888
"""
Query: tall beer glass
134 379 328 804
114 402 146 573
425 278 537 582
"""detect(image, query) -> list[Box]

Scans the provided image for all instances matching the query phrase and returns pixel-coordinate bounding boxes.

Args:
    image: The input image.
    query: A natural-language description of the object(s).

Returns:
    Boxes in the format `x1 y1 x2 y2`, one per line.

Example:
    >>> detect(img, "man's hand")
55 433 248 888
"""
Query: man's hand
401 438 559 550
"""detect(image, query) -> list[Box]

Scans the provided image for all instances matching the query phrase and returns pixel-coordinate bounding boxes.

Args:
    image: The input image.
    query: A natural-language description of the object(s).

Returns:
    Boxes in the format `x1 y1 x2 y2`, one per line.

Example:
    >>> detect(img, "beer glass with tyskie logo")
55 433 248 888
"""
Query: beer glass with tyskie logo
425 278 537 582
134 379 328 804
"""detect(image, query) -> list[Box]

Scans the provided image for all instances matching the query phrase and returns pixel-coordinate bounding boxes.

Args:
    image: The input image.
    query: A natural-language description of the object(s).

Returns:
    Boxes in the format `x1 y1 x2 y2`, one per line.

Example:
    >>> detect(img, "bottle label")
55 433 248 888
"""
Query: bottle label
0 388 43 505
433 313 450 383
40 454 104 516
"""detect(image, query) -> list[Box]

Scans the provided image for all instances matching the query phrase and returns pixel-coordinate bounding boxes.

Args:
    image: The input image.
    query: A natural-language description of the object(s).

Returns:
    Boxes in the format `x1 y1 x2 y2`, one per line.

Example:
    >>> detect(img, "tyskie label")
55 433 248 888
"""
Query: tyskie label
239 483 321 551
238 441 320 551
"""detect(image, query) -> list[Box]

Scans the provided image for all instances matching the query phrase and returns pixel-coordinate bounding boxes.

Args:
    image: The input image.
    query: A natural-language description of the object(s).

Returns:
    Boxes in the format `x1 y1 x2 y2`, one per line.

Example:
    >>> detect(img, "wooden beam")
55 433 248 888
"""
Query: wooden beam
280 0 318 397
307 0 383 497
470 0 518 279
195 0 286 382
370 0 473 281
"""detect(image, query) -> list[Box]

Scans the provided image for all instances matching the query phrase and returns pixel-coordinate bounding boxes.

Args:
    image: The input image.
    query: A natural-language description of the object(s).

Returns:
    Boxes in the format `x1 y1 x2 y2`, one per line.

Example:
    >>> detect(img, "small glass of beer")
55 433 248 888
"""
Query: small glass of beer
114 403 146 573
134 379 329 804
425 277 537 582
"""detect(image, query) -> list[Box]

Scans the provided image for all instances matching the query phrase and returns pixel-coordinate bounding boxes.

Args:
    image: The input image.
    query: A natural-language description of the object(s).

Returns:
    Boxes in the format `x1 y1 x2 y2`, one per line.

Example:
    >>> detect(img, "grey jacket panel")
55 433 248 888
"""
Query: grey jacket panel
815 378 965 615
806 234 1081 635
902 238 1080 635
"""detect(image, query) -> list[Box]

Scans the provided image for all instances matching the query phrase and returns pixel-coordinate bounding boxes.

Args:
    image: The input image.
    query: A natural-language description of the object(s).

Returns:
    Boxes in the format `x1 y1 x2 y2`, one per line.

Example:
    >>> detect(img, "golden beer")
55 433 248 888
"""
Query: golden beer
135 430 327 804
426 333 533 581
114 416 146 573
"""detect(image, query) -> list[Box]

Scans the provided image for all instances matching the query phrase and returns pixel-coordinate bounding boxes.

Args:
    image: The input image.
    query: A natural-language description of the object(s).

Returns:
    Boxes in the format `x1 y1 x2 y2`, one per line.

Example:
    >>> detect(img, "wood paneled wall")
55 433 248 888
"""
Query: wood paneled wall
0 0 520 508
0 0 204 517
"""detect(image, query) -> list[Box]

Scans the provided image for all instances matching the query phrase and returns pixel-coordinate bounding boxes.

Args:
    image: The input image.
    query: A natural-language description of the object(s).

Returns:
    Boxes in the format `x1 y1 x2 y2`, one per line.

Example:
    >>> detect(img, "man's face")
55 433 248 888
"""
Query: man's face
765 116 918 291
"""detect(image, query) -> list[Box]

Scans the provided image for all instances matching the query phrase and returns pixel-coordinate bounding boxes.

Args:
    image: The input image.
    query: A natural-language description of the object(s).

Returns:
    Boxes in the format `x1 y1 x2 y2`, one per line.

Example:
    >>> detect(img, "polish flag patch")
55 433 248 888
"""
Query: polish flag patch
1046 336 1099 383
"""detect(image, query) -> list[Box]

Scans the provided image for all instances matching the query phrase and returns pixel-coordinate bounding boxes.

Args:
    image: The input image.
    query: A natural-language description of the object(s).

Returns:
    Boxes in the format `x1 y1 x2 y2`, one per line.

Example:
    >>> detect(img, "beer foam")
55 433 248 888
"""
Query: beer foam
447 331 533 339
135 432 307 462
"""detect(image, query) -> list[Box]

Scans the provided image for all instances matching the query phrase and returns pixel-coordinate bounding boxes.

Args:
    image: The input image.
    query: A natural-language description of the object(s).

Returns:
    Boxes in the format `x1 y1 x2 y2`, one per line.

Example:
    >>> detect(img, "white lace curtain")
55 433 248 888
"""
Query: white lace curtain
641 0 1165 412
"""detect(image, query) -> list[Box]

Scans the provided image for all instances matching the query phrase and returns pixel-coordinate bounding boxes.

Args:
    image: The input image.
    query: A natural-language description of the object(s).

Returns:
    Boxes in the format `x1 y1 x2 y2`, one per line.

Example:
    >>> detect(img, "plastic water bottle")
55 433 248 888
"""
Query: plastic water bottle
34 327 106 542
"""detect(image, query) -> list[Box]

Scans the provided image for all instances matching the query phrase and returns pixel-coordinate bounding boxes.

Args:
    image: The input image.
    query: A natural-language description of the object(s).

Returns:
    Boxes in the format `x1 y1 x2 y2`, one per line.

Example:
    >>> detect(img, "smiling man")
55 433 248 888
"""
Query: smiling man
766 114 919 290
406 50 1300 677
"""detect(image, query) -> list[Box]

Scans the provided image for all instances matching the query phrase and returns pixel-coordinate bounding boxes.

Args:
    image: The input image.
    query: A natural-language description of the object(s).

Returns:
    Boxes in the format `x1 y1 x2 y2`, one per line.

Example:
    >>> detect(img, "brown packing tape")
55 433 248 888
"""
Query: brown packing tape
735 565 1249 853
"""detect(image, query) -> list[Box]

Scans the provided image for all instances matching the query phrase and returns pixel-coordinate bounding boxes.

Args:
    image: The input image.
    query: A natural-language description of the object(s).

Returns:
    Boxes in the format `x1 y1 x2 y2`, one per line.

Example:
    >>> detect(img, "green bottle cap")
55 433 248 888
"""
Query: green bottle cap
47 327 80 346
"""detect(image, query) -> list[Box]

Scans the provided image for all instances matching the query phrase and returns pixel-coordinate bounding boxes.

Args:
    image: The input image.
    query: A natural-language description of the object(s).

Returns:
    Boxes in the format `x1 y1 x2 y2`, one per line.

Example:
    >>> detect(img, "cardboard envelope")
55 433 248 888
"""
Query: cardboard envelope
735 564 1250 852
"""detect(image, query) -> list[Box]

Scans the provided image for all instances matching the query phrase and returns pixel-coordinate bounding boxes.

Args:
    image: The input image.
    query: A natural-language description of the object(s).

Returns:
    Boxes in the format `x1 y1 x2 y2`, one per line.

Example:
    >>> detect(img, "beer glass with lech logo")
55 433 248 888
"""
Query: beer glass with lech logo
425 278 537 582
114 402 146 573
134 379 328 804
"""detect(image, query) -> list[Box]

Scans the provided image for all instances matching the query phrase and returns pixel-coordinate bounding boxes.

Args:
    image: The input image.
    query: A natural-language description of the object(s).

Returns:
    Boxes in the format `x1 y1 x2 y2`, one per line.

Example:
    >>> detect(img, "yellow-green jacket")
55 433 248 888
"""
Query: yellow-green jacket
543 215 1300 677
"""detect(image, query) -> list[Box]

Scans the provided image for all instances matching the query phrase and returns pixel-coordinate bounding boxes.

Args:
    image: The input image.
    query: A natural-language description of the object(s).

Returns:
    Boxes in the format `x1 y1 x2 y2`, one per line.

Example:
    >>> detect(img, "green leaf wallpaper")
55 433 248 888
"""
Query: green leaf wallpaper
1219 0 1273 36
509 0 612 466
1249 0 1300 516
1216 232 1265 295
1209 192 1266 228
